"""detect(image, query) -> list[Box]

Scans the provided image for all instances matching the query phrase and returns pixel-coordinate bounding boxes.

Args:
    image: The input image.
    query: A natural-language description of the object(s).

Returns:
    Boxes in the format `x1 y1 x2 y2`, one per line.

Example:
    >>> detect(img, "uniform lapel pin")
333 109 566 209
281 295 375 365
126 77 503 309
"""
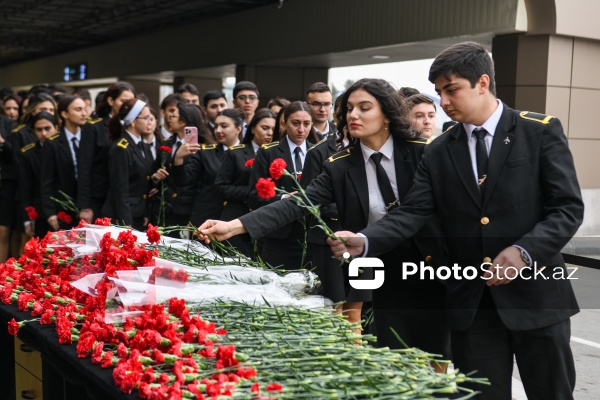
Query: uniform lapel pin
504 137 510 144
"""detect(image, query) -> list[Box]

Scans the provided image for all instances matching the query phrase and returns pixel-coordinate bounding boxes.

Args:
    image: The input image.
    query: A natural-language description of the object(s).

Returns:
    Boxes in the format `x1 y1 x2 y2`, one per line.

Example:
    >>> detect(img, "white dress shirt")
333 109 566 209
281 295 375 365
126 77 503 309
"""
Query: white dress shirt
464 100 503 184
360 135 398 225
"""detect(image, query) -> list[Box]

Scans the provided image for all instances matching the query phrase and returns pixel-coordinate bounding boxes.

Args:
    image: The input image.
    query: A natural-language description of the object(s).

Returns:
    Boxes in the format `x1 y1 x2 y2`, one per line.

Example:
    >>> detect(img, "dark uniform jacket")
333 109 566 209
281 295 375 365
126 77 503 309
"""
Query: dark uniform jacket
80 116 111 211
19 142 43 220
171 143 225 227
246 140 308 240
0 115 17 182
102 131 152 225
361 105 583 331
40 126 94 221
8 124 37 172
214 143 256 222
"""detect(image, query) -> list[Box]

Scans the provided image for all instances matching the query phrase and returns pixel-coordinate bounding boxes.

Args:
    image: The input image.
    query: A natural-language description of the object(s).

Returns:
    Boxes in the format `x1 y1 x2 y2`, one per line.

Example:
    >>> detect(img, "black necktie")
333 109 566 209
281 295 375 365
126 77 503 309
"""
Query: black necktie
144 143 155 161
370 152 396 211
136 141 145 158
71 137 79 162
71 137 79 180
473 128 488 193
293 147 303 174
172 141 181 157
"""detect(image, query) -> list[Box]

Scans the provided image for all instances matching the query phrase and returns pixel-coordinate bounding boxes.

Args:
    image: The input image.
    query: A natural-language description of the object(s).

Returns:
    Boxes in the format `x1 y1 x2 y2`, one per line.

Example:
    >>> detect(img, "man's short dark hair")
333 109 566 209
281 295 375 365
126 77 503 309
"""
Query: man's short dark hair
233 81 259 99
306 82 331 96
160 93 184 110
203 90 227 107
398 87 420 98
267 97 290 109
406 94 436 111
428 41 496 96
176 83 200 96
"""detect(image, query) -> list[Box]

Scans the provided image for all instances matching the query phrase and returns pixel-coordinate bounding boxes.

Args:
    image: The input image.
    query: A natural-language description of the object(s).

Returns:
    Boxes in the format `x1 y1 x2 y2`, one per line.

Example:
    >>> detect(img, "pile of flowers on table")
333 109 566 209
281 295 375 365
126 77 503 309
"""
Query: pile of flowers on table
1 219 482 399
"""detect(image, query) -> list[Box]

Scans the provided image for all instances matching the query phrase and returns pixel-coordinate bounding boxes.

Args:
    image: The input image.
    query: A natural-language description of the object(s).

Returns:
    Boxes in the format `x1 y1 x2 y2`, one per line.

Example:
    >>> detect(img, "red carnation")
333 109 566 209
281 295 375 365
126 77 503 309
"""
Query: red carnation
256 178 276 199
146 224 161 244
158 145 173 154
266 382 283 392
8 318 20 336
94 217 111 226
269 158 287 180
57 211 72 225
25 206 38 221
244 158 254 167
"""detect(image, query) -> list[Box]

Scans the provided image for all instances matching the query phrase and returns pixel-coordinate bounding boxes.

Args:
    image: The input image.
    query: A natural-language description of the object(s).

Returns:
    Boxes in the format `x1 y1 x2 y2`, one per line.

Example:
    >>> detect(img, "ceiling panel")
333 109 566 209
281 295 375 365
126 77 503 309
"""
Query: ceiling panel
0 0 280 67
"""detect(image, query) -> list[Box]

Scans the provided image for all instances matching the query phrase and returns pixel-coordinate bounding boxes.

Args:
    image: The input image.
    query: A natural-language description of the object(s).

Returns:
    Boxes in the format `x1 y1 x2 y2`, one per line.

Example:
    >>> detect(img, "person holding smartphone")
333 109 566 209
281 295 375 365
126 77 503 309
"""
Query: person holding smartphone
169 105 229 228
150 103 208 231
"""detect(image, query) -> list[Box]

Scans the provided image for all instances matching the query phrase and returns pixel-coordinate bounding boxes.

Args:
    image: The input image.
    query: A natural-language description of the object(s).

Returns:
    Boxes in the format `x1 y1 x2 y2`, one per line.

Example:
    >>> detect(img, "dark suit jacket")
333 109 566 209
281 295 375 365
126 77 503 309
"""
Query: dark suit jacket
171 143 225 227
247 140 307 240
40 126 94 219
82 116 111 205
301 134 341 244
102 131 152 225
361 105 583 331
214 143 256 221
240 136 447 281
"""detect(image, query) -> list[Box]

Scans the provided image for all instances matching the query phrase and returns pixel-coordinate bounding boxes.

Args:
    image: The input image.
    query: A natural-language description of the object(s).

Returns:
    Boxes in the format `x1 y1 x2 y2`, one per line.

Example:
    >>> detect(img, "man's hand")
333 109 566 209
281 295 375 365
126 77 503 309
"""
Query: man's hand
47 215 59 231
485 246 527 286
327 231 365 259
79 209 93 223
196 219 247 243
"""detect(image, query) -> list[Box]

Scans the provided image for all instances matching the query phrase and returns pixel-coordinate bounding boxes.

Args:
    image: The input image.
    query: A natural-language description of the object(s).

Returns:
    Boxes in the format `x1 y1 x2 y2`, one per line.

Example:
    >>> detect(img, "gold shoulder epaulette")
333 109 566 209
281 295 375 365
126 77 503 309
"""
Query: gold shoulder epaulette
229 144 246 150
261 141 279 149
117 138 129 149
48 133 60 141
328 148 351 163
405 137 428 145
21 143 36 153
309 137 327 151
86 117 103 124
519 111 554 125
202 144 218 150
443 123 459 134
12 124 25 133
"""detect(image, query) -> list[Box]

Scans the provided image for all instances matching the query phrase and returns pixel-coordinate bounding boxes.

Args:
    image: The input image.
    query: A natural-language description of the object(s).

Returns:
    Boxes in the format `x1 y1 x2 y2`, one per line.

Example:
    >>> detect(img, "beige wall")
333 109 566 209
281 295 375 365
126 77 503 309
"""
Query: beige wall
495 33 600 189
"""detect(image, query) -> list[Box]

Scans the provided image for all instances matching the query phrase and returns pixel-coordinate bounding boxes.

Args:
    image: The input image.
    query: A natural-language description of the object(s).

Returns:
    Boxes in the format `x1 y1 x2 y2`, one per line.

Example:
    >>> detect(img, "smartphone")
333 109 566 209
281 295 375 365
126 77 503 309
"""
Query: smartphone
184 126 198 145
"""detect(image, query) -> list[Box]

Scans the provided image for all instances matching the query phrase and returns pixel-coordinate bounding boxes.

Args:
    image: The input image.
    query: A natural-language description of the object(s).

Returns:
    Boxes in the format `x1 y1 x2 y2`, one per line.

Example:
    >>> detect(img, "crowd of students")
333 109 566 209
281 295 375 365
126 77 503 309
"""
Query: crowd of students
1 40 585 399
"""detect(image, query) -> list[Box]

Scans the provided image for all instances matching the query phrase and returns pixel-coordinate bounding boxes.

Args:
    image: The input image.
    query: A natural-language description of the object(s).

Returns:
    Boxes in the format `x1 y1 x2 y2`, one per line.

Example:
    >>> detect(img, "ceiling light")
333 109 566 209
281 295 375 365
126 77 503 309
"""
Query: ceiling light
370 55 390 60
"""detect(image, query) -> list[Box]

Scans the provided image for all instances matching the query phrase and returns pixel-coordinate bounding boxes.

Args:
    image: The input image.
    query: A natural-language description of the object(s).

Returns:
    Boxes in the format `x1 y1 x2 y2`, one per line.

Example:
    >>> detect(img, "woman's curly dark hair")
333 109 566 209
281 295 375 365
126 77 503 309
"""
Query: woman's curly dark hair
335 78 416 148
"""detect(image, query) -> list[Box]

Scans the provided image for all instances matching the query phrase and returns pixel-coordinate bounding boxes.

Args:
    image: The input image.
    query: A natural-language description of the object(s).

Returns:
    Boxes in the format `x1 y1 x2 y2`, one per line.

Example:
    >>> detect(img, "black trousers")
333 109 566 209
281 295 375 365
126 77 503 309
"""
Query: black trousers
451 306 575 400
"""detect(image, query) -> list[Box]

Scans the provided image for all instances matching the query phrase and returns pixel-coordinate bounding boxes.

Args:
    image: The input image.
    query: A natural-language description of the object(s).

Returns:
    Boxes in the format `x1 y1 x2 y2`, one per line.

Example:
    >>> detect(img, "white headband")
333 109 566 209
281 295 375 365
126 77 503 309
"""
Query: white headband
121 99 146 126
